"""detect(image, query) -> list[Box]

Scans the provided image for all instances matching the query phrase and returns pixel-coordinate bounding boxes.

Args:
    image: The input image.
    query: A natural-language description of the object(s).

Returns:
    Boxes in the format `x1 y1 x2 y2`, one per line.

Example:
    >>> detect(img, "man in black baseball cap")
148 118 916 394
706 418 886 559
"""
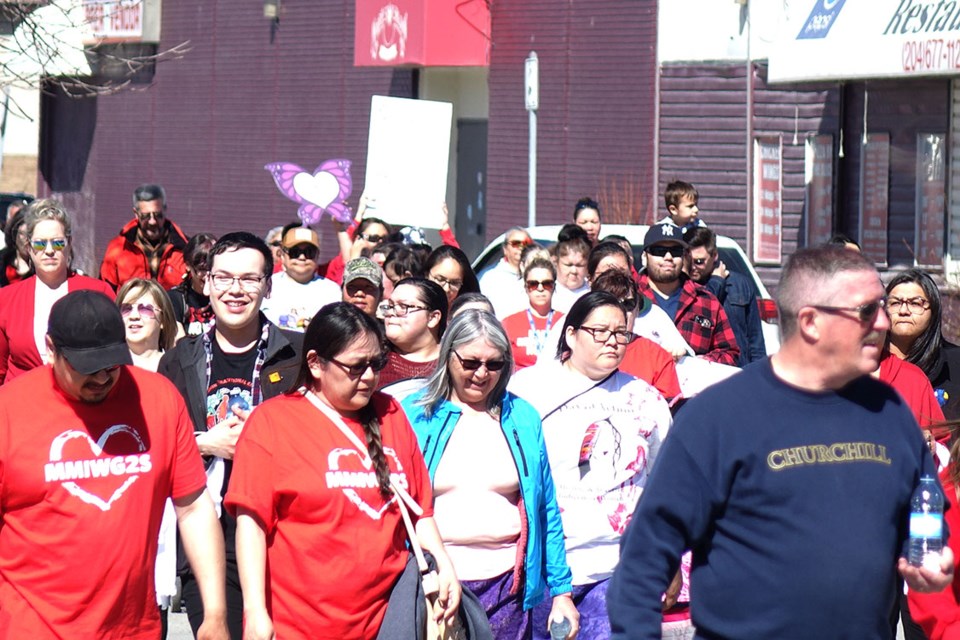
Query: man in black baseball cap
45 290 133 402
0 289 230 638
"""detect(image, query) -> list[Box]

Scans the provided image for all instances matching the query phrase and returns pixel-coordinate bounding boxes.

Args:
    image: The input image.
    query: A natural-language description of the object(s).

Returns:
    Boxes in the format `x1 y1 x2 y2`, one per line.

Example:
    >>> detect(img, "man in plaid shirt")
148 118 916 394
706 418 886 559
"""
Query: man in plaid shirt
637 223 740 366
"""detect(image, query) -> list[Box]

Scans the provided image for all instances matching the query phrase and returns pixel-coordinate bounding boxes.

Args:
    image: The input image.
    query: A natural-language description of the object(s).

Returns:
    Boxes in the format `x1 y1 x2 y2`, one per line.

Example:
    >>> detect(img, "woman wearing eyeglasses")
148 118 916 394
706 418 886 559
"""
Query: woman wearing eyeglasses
884 269 960 421
0 200 113 384
226 302 459 639
509 291 672 639
424 245 480 308
501 257 563 370
377 278 448 391
402 309 579 639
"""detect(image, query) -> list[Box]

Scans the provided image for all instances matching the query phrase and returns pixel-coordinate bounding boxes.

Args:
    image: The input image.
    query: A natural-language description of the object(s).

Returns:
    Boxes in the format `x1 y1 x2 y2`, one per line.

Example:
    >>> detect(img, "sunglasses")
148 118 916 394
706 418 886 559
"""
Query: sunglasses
284 245 319 261
811 298 885 324
452 350 506 372
120 303 158 319
360 233 386 243
327 353 389 377
526 279 555 292
691 258 709 266
507 239 532 249
645 244 684 258
30 238 67 253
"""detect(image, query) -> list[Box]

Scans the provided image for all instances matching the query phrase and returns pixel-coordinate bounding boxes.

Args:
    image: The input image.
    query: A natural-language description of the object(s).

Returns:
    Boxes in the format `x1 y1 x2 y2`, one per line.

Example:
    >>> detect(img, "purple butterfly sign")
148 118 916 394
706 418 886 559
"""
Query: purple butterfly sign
265 159 354 225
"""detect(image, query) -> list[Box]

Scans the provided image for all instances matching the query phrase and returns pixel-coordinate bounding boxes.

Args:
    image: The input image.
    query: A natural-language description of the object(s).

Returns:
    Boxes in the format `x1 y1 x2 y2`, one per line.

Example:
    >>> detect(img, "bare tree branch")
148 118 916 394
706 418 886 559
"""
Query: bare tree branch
0 0 191 119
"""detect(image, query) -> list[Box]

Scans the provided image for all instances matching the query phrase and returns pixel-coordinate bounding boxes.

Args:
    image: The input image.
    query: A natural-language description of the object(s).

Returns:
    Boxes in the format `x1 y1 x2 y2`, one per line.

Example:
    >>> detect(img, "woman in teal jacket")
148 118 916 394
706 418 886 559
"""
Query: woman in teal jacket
402 309 577 639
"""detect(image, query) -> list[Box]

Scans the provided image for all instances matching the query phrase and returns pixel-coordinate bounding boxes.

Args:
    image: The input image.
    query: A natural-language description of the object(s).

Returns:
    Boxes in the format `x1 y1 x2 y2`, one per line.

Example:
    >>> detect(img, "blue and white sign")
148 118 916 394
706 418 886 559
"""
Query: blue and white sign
771 0 960 81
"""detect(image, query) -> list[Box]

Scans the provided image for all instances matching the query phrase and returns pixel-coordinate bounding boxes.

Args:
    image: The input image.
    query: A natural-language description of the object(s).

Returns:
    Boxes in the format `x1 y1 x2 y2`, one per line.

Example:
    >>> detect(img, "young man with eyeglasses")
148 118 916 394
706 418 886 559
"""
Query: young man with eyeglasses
684 226 765 366
637 223 739 366
0 290 229 639
159 232 302 639
100 184 190 291
609 246 953 640
260 223 341 331
479 226 533 318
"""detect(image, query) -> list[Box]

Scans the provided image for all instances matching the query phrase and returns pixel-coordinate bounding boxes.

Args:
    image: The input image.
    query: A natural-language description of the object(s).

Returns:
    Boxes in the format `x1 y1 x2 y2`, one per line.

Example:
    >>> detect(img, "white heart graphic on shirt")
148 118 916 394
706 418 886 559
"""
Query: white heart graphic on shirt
327 447 404 520
293 171 340 209
48 425 147 512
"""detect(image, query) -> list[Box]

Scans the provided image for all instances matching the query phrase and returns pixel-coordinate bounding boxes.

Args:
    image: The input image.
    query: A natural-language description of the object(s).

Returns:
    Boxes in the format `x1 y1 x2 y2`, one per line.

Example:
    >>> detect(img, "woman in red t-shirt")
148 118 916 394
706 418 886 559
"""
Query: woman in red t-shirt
226 303 459 639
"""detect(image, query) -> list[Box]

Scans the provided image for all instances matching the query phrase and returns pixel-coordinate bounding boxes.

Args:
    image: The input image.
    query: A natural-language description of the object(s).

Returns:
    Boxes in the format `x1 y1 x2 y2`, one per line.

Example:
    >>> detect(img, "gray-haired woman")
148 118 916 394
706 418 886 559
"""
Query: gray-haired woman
402 309 578 639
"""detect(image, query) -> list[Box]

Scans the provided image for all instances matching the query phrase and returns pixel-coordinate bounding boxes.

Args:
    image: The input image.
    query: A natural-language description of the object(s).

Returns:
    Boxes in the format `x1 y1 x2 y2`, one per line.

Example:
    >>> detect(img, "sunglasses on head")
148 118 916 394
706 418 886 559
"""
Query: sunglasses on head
120 303 158 319
645 244 683 258
526 278 555 292
30 238 67 253
452 350 506 372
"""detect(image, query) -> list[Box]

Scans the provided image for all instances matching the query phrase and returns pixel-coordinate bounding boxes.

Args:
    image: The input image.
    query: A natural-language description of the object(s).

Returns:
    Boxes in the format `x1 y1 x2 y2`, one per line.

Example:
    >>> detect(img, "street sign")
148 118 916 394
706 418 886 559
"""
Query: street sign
525 52 539 111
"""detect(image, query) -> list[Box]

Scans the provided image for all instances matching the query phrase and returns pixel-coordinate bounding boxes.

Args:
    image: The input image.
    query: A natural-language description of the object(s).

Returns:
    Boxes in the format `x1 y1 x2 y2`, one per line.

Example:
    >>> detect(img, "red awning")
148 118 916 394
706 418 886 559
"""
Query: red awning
354 0 489 67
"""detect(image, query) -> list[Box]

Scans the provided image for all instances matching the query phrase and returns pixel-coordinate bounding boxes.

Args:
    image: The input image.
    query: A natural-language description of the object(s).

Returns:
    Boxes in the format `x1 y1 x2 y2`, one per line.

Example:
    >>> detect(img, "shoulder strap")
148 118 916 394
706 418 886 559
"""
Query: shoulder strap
300 387 435 581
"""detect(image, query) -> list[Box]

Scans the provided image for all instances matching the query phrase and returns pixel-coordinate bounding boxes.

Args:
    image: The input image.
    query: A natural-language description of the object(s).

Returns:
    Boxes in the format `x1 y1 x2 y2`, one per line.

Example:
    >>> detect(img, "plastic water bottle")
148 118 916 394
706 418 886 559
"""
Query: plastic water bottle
908 475 945 569
549 616 571 640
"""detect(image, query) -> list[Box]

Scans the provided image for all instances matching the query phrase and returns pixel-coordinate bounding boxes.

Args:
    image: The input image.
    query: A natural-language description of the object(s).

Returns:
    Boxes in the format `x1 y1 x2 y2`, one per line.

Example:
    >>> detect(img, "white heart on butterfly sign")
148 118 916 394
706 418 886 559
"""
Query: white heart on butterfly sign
47 425 148 512
293 171 340 209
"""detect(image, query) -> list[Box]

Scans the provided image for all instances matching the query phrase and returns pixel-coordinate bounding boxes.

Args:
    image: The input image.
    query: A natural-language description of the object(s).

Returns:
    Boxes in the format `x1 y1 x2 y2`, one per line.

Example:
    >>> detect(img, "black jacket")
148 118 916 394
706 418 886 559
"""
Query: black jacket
158 319 303 433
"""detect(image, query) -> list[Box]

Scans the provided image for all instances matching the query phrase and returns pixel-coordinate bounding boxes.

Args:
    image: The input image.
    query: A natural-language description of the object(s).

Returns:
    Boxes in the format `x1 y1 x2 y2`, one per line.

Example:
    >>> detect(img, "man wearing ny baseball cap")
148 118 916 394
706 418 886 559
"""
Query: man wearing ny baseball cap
0 290 228 639
637 222 740 366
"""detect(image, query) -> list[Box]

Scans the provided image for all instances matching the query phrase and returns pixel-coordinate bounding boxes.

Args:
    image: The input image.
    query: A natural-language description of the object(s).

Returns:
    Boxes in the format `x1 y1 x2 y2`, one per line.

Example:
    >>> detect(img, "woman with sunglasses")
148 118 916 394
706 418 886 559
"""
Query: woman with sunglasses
509 291 672 639
424 245 480 308
168 232 216 338
377 277 448 390
226 302 459 639
114 277 179 637
884 269 960 420
0 200 113 384
117 278 178 372
502 257 563 370
402 310 578 639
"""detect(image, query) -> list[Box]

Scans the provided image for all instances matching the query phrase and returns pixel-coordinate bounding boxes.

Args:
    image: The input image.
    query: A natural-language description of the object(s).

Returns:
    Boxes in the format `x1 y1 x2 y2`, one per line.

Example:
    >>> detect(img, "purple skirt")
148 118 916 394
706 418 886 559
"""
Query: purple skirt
462 570 531 640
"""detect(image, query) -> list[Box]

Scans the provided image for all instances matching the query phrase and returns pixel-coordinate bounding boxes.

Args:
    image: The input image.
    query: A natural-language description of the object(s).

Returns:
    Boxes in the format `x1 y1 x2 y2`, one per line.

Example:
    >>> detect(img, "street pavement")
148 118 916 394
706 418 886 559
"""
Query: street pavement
167 611 194 640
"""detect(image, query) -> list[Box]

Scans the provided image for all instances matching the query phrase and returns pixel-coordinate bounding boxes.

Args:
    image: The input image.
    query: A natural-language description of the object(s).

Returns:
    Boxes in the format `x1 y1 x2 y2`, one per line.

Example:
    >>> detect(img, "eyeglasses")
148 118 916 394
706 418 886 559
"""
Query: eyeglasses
452 350 507 372
507 238 532 249
645 245 683 258
209 272 266 292
30 238 67 253
284 245 319 261
327 353 389 377
691 258 709 266
578 326 636 345
811 298 886 324
360 233 386 243
430 273 463 291
885 297 930 315
526 278 555 292
120 303 158 319
378 301 429 317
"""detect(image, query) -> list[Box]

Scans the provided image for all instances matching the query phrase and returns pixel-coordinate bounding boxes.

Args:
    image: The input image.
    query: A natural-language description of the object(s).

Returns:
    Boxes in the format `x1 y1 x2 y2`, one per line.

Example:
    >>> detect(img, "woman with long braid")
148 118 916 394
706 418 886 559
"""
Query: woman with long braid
226 302 460 639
